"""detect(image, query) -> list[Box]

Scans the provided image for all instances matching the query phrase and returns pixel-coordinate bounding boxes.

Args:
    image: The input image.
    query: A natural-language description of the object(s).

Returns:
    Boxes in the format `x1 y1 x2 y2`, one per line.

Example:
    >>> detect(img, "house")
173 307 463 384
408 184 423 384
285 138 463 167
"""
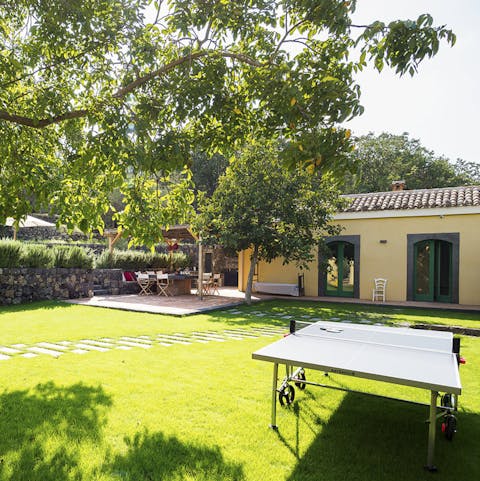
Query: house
238 184 480 306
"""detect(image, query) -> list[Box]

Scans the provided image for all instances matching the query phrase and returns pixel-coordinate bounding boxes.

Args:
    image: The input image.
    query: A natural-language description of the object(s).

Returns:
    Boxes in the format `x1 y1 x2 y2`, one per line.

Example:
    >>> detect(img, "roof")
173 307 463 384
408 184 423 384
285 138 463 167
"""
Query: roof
5 215 55 228
341 185 480 213
162 224 197 241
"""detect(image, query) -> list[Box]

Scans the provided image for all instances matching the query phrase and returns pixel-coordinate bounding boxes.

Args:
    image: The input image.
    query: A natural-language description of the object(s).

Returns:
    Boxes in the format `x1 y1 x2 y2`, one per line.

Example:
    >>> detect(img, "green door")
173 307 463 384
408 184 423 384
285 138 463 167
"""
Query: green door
325 242 355 297
414 240 452 302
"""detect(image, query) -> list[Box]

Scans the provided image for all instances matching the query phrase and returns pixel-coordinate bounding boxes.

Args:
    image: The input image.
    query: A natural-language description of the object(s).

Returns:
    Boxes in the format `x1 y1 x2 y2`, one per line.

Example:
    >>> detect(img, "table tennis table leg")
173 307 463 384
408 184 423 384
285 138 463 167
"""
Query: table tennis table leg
270 362 278 430
425 390 438 472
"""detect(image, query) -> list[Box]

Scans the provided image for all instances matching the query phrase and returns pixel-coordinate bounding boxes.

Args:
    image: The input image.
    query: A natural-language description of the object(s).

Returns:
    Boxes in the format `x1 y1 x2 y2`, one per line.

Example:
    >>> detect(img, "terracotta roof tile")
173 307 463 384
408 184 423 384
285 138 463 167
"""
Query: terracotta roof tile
341 186 480 213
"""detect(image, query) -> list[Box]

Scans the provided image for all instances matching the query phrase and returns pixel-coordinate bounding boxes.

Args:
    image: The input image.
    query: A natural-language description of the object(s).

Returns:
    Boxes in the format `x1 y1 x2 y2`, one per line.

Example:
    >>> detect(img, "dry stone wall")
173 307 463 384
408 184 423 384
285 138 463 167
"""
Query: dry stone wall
0 268 139 305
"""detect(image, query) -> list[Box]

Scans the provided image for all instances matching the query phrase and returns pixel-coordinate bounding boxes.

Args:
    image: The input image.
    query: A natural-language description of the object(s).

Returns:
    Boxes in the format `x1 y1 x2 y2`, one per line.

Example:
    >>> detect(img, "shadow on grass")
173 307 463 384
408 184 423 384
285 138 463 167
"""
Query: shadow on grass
277 391 480 481
109 430 245 481
0 381 112 481
0 300 78 316
211 299 480 329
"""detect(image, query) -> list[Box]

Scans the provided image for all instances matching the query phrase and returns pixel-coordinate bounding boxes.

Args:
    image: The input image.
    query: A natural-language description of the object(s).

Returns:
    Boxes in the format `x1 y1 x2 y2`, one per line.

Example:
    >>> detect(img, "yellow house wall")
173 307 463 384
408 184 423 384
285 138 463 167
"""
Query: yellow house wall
239 213 480 305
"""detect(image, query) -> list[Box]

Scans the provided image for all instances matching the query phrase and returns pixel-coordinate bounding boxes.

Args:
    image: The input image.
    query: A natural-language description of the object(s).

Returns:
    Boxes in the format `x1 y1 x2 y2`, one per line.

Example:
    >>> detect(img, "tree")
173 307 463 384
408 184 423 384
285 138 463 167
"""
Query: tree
195 141 343 304
341 132 474 193
0 1 456 245
191 152 228 198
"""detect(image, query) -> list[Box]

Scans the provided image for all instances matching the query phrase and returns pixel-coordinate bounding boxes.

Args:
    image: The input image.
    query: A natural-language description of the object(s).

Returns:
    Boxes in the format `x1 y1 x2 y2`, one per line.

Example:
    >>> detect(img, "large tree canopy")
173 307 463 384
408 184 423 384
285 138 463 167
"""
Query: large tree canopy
0 0 455 244
341 132 479 193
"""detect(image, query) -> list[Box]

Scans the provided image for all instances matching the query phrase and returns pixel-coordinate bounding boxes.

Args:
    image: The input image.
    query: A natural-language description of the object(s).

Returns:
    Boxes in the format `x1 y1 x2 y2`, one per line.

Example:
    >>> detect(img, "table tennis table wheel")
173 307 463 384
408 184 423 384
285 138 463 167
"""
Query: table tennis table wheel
441 414 457 441
294 371 307 390
279 385 295 406
441 393 456 411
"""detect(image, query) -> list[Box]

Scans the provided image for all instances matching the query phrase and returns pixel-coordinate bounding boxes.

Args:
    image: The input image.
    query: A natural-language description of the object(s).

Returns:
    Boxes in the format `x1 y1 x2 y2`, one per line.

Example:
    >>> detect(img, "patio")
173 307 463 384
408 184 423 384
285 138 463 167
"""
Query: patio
67 285 480 317
68 287 268 315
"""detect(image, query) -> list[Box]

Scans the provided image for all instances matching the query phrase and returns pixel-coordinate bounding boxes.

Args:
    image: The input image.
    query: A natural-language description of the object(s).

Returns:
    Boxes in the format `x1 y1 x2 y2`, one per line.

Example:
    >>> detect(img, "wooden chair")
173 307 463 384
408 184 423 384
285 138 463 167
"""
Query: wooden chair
372 278 387 302
201 273 212 295
136 272 154 295
156 272 171 296
211 273 221 295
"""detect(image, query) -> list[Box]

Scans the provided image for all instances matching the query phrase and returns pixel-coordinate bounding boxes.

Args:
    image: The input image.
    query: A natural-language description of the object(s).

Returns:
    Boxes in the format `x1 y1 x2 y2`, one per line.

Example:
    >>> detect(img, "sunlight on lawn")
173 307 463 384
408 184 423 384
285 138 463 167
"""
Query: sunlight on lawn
0 300 478 481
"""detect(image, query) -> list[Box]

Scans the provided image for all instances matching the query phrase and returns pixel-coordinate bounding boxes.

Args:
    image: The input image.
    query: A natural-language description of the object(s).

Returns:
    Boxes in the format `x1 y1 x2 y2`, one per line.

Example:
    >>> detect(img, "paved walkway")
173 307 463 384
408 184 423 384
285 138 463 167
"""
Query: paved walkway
67 287 268 315
0 320 286 362
67 287 480 316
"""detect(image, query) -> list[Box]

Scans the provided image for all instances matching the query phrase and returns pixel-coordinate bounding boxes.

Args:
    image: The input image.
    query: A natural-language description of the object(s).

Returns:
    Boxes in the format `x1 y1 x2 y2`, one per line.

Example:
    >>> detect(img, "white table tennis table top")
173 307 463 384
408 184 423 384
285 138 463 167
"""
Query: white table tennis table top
252 321 462 394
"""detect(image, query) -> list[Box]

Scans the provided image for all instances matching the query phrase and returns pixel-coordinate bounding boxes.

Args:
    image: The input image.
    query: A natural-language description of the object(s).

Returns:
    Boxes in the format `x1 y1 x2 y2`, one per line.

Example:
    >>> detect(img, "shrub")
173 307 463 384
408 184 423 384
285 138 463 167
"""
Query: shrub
94 249 194 271
149 252 170 269
95 249 151 270
0 239 23 267
53 246 93 268
21 244 54 268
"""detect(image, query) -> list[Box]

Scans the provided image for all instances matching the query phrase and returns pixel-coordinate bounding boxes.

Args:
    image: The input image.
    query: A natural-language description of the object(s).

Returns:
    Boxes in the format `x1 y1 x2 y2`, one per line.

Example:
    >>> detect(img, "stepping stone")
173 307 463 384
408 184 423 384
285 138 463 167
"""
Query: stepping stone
37 342 70 351
0 346 22 355
121 336 152 344
80 339 114 348
329 317 340 321
188 335 209 344
301 315 313 319
192 332 225 342
28 347 63 357
117 340 151 349
57 341 72 346
158 342 173 347
116 346 131 350
11 344 26 348
71 349 89 354
21 353 38 358
75 343 110 352
156 336 190 345
0 353 10 360
281 315 293 319
223 329 258 338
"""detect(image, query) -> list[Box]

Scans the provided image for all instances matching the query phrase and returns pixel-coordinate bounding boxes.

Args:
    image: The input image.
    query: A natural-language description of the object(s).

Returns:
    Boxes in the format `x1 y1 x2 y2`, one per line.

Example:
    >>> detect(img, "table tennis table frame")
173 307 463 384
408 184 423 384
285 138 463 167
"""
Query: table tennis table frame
264 320 462 472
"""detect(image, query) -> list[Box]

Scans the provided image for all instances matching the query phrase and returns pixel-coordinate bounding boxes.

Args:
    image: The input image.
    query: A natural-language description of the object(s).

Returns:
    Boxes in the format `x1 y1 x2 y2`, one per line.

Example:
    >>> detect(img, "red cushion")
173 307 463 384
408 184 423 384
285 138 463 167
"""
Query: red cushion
124 271 136 281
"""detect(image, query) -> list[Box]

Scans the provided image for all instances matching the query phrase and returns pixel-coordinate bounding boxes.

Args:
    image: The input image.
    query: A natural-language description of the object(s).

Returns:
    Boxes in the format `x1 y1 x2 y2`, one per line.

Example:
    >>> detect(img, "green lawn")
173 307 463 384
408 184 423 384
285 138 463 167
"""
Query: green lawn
0 300 478 481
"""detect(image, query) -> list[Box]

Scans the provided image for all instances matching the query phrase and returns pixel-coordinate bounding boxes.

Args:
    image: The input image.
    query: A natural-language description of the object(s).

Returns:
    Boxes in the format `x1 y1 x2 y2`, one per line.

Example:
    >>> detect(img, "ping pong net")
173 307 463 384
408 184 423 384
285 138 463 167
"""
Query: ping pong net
287 319 462 359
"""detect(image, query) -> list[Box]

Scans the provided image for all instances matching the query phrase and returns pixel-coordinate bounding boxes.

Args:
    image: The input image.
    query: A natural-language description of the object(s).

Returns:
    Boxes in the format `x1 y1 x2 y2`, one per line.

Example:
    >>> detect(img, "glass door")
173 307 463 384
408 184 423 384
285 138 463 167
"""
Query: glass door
325 242 355 297
414 240 452 302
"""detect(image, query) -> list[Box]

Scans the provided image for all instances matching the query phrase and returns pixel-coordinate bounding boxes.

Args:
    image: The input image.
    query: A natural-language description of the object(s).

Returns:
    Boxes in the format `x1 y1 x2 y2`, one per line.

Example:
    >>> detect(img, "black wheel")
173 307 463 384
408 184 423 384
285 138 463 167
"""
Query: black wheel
442 393 457 411
279 385 295 406
294 371 307 390
443 414 457 441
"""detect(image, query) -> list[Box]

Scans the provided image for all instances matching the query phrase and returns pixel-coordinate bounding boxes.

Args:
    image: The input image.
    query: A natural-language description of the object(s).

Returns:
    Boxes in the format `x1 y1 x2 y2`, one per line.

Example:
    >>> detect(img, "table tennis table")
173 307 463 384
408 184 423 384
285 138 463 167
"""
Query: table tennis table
252 320 464 471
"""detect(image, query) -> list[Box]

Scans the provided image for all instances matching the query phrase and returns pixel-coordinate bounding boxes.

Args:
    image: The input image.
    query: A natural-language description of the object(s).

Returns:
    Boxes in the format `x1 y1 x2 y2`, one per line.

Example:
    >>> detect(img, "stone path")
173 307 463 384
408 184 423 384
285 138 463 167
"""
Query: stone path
1 307 433 363
0 324 286 362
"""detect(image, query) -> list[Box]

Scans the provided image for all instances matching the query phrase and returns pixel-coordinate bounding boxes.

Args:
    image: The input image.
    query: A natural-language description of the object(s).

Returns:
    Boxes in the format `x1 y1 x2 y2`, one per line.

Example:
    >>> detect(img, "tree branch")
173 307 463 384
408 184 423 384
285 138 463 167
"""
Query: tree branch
0 50 263 129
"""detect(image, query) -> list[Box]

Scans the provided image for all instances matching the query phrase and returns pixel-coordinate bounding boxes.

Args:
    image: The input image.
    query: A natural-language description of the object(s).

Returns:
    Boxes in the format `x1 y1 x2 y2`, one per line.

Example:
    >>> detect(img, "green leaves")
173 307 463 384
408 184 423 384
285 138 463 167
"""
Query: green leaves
0 1 457 245
196 140 342 268
357 14 456 76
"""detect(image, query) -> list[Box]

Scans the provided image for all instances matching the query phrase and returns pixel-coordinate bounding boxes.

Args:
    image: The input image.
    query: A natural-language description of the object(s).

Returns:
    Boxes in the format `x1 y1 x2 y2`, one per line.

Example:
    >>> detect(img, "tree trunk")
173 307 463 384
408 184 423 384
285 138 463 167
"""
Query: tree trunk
245 245 259 305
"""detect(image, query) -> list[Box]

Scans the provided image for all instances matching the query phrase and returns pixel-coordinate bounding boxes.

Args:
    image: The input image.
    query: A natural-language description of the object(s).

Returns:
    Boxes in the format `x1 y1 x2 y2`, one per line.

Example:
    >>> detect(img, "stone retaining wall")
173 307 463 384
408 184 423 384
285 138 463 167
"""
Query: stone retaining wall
0 268 93 305
92 269 140 295
0 268 142 305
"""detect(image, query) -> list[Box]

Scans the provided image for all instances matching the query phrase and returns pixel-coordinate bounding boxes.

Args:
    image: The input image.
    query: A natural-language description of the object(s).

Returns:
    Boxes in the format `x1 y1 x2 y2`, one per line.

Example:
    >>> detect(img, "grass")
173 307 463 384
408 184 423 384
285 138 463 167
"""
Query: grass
0 300 479 481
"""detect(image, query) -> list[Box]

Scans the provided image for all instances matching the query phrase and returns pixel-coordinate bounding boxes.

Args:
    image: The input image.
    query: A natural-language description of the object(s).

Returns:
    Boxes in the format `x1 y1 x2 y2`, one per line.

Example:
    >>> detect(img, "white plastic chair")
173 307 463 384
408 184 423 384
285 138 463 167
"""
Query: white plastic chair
372 278 387 302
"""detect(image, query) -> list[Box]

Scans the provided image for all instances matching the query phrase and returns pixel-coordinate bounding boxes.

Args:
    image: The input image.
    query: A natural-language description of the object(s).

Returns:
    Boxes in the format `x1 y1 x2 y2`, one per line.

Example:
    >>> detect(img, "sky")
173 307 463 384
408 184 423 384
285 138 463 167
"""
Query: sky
345 0 480 164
